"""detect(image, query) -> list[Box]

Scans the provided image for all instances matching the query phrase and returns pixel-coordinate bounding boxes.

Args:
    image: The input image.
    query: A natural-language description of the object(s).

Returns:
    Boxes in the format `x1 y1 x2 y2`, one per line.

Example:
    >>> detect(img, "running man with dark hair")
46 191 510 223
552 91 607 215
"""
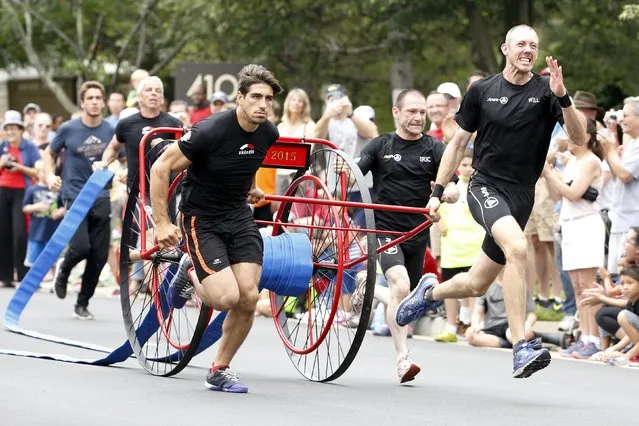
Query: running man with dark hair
43 81 115 320
150 64 282 393
396 25 588 379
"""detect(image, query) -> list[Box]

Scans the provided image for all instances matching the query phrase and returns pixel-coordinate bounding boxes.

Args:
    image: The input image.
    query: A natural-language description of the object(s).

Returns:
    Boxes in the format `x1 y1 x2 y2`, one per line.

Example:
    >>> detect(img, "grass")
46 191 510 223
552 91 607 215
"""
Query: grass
535 305 566 322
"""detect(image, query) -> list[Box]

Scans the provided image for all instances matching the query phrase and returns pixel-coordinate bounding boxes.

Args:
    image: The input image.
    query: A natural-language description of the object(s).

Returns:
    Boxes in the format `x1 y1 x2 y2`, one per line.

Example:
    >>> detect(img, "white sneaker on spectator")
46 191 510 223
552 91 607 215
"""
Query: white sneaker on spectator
558 315 575 332
397 351 420 384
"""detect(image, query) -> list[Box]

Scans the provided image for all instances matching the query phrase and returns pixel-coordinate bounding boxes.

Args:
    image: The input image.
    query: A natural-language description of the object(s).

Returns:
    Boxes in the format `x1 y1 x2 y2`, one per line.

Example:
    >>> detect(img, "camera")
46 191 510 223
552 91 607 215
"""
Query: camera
567 180 599 202
604 109 624 123
3 155 17 169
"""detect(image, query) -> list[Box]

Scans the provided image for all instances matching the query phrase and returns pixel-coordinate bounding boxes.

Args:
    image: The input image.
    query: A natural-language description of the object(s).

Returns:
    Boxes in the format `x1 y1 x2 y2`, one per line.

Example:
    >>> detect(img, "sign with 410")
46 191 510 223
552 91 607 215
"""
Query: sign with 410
174 63 246 102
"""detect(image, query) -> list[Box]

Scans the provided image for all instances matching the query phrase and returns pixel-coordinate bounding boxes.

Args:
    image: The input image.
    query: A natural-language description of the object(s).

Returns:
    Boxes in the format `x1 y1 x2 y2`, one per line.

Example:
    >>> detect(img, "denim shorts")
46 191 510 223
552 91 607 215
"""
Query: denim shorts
24 240 47 267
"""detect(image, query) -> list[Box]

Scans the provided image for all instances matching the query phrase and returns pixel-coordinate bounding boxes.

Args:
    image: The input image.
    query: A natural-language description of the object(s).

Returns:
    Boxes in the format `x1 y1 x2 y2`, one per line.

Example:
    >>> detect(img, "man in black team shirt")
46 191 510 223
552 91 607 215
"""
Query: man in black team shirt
150 64 282 393
396 25 588 379
346 89 459 384
95 76 182 189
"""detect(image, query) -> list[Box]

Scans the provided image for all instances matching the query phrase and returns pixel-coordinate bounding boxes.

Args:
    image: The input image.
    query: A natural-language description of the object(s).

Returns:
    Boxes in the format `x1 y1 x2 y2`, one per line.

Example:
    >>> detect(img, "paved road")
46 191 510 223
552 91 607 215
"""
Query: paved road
1 288 635 426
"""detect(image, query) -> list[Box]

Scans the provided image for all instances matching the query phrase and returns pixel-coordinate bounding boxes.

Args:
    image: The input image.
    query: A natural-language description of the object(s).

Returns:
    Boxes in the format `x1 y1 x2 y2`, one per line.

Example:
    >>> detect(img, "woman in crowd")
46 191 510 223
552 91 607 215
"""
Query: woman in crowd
0 111 40 287
544 119 605 359
276 88 316 194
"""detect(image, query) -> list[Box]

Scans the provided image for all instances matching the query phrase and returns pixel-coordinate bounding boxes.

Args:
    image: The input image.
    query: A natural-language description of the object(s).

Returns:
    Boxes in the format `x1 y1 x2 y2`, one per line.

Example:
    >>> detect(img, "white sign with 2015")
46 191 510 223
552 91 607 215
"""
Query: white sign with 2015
175 63 246 102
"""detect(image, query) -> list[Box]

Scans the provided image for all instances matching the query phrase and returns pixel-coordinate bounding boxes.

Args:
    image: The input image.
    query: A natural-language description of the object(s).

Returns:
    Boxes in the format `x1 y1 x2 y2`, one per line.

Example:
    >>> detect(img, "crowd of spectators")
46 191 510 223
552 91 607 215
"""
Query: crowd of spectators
1 65 638 366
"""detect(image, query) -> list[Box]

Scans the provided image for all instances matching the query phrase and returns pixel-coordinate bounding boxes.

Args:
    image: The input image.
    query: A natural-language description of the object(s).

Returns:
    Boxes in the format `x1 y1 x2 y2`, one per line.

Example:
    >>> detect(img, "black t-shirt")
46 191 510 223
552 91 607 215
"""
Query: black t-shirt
115 112 182 189
626 300 639 317
178 109 279 219
456 73 565 185
357 132 447 238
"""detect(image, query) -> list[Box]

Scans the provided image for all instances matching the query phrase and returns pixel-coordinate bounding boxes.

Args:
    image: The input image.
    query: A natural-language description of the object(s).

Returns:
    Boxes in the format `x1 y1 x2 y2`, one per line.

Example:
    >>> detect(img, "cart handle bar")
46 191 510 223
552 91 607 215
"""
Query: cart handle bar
265 194 430 215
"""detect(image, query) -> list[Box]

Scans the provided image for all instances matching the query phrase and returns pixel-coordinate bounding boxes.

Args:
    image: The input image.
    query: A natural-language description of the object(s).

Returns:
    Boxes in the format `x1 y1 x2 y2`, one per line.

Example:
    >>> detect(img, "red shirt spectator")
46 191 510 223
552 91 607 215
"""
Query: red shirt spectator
0 145 25 189
188 84 211 124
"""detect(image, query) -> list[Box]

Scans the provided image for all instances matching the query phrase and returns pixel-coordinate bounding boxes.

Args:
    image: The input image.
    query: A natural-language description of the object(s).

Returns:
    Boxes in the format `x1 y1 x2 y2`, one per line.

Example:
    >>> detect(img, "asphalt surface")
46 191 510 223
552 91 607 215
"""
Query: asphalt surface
1 287 636 426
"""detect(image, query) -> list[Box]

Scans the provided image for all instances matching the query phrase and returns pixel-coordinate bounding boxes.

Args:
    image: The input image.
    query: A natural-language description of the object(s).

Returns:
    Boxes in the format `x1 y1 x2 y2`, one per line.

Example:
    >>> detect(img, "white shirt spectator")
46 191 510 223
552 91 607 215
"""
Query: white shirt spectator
610 137 639 233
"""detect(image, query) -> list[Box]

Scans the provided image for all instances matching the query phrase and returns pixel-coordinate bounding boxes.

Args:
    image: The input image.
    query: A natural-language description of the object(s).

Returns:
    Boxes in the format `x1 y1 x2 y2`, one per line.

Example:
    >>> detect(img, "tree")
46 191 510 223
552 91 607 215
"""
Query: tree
0 0 210 113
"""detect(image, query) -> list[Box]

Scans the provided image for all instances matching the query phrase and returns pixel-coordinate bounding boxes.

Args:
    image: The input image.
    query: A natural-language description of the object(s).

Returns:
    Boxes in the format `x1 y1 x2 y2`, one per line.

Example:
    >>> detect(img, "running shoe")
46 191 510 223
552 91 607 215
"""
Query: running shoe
572 342 599 360
373 323 391 336
434 330 458 343
349 272 367 315
54 268 70 300
552 299 565 312
372 324 413 338
74 305 94 320
204 367 249 393
167 254 194 309
512 337 551 379
395 273 442 327
397 351 421 383
560 340 583 357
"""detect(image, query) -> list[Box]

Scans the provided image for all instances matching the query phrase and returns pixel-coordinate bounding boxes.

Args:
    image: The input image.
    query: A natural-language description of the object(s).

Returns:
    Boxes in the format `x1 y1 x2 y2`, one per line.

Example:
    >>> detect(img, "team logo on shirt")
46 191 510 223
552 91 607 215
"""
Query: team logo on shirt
487 97 509 104
239 144 255 155
180 131 191 142
383 154 402 162
141 126 152 135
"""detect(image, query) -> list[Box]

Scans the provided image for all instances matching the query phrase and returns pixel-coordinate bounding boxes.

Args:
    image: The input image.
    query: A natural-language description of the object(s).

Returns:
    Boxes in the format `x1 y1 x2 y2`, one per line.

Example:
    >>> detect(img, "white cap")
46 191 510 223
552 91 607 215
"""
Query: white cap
437 82 462 99
353 105 375 121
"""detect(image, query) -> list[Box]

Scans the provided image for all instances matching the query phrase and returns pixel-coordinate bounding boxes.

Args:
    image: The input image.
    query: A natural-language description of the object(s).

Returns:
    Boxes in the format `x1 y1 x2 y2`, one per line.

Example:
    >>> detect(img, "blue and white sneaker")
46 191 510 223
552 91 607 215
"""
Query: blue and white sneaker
395 273 443 327
205 367 249 393
512 337 552 378
167 254 194 309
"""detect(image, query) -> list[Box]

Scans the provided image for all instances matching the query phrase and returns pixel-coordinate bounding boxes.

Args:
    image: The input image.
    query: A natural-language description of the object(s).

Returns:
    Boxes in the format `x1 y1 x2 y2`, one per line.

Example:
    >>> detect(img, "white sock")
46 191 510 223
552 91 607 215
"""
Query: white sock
459 307 471 325
580 335 588 343
446 323 457 334
591 336 601 348
537 295 548 302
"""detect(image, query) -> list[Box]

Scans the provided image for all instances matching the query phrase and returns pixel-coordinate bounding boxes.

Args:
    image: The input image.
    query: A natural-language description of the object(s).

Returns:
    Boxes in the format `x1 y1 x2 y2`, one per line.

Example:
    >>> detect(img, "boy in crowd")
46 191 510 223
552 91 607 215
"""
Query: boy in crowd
596 265 639 364
22 161 65 270
434 149 485 342
466 271 537 349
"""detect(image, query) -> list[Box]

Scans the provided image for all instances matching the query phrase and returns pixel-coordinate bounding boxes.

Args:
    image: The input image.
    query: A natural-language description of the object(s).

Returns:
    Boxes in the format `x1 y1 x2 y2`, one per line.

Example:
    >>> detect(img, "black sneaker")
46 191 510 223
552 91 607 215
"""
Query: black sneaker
54 269 70 299
74 305 94 320
204 367 248 393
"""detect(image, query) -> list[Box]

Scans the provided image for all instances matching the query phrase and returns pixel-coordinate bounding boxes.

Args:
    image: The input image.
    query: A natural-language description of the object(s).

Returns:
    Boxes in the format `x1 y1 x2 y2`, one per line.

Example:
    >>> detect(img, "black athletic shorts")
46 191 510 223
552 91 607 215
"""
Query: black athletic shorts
181 214 263 282
482 322 511 348
441 266 470 282
377 233 428 291
467 172 534 265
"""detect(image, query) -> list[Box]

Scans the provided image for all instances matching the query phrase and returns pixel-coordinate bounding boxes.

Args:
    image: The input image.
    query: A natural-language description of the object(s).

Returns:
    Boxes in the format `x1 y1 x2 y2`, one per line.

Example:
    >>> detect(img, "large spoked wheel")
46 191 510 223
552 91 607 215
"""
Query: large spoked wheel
270 147 376 382
119 146 212 376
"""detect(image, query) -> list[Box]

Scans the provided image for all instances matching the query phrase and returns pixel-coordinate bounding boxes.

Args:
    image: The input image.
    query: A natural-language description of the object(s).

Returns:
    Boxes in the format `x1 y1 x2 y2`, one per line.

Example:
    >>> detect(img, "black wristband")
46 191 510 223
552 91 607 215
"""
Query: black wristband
558 94 572 108
431 183 445 200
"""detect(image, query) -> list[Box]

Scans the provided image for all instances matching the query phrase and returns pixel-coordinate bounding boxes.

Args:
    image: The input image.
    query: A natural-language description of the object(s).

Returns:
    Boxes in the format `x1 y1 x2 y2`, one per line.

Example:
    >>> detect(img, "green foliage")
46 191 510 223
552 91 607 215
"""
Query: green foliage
1 0 637 121
543 1 639 108
620 4 639 20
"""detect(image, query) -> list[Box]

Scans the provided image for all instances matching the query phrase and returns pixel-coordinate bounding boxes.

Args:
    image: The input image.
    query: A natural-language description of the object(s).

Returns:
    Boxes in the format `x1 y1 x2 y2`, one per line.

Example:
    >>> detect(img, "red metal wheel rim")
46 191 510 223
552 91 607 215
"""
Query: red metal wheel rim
269 174 345 355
